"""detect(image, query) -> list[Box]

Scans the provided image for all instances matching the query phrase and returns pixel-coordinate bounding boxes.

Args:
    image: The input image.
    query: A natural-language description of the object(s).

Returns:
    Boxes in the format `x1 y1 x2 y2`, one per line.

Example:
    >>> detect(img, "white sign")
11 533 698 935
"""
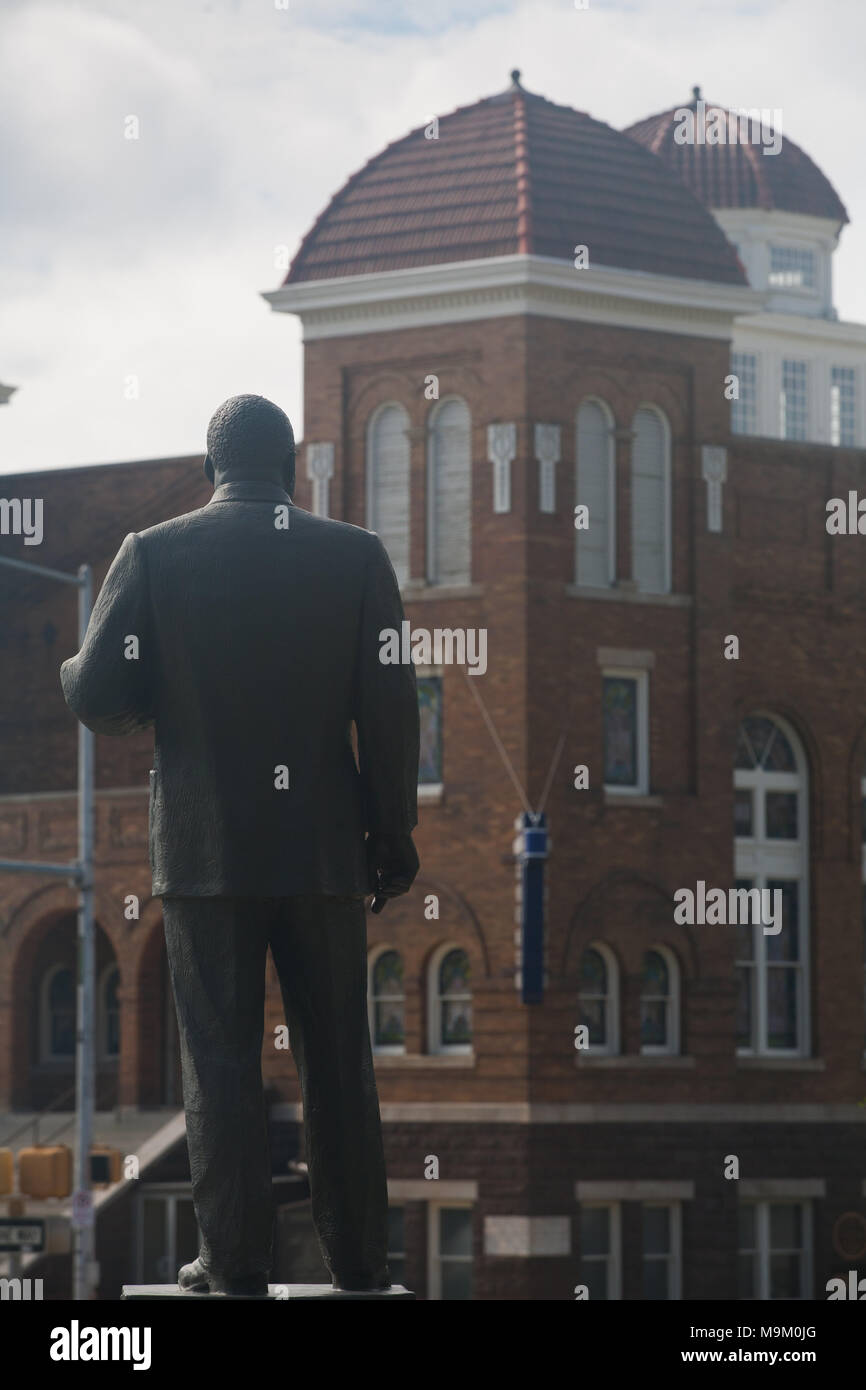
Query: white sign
71 1189 94 1230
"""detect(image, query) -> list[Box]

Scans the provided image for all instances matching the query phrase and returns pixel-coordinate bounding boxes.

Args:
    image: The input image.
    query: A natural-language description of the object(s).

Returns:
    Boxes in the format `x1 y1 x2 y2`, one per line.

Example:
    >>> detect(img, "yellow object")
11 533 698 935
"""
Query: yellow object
0 1149 13 1196
18 1144 73 1199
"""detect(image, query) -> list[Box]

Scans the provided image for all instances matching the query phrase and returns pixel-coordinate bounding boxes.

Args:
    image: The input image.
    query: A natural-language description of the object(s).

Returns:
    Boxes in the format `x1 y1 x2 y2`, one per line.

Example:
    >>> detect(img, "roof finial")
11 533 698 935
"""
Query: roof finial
692 84 702 103
511 69 522 89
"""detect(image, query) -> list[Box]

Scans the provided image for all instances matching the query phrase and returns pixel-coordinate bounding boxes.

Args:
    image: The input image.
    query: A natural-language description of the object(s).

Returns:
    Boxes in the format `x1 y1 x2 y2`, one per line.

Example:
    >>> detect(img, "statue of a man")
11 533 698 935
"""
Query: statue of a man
60 395 420 1295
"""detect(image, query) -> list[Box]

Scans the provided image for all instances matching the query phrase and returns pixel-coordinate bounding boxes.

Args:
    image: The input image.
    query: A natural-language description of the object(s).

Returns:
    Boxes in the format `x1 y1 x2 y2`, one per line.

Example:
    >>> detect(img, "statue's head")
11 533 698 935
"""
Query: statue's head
204 394 295 494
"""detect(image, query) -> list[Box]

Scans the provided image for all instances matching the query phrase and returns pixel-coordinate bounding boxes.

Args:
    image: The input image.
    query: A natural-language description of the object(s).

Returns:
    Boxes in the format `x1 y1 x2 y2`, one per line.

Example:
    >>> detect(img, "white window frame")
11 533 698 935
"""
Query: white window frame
730 351 758 437
602 667 650 797
641 1200 682 1300
780 359 809 442
427 943 473 1056
738 1199 813 1301
426 395 472 587
427 1202 474 1301
366 401 411 587
578 1201 621 1300
768 244 816 291
577 941 620 1056
134 1186 200 1284
368 945 406 1056
830 365 857 448
734 712 810 1058
575 397 616 588
630 404 672 595
639 945 680 1056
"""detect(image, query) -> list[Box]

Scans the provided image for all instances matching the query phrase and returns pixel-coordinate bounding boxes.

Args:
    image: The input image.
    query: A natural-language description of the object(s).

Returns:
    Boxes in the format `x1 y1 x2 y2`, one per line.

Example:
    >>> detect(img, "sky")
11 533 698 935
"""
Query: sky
1 0 864 473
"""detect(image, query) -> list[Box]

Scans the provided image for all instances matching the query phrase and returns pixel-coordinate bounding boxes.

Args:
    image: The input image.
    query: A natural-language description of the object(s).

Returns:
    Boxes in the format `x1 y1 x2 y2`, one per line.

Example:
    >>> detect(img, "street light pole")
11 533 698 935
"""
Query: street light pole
74 564 95 1300
0 553 95 1299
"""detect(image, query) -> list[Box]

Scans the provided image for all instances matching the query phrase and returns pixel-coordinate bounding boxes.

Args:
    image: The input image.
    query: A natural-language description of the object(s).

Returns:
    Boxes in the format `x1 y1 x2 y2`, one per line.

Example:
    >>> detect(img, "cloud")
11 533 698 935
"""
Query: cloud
1 0 863 472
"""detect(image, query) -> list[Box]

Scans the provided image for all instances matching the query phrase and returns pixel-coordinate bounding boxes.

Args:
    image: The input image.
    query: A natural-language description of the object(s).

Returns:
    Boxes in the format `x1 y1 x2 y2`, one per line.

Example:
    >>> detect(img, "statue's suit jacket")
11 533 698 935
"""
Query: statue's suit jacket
60 480 420 897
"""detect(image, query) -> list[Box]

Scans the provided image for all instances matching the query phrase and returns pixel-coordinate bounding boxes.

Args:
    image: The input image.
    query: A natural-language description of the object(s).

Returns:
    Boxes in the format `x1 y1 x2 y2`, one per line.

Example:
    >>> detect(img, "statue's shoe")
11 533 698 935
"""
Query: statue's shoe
179 1257 268 1297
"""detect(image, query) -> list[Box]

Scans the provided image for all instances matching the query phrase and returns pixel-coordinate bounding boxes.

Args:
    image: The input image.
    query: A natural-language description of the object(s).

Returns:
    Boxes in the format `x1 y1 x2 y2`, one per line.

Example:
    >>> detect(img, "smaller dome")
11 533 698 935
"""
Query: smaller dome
625 93 848 225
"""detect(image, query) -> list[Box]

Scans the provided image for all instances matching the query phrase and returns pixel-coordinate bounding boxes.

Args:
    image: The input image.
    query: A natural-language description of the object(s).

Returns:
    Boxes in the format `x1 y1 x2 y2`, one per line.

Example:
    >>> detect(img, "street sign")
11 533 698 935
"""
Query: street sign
0 1219 45 1253
71 1189 94 1230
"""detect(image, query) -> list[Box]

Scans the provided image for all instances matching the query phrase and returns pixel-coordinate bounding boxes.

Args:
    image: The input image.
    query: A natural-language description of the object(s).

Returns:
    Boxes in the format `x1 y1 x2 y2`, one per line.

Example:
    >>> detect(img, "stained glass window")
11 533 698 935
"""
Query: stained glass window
438 949 472 1049
603 677 638 787
371 950 405 1049
735 716 796 772
418 676 443 785
640 949 672 1050
577 947 610 1049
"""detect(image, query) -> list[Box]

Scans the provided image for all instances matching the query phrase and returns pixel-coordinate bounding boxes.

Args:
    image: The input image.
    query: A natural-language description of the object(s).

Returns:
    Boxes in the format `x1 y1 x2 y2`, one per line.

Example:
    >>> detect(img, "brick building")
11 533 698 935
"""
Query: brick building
2 74 866 1300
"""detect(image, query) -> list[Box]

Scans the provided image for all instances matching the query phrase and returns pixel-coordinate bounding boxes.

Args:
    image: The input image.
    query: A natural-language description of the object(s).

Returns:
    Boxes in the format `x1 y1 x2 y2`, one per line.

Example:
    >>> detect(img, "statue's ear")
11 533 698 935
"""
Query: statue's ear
204 453 215 483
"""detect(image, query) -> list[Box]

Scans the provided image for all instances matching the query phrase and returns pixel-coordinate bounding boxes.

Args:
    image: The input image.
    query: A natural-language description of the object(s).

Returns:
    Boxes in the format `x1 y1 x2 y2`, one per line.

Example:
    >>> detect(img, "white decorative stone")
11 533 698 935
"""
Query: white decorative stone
534 423 560 513
487 422 517 514
483 1215 571 1257
307 442 335 517
701 445 727 533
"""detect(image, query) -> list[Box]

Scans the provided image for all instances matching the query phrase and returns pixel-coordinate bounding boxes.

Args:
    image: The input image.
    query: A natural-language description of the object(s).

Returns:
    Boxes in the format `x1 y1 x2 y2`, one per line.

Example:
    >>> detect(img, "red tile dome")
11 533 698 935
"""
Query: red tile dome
625 90 848 225
285 75 748 288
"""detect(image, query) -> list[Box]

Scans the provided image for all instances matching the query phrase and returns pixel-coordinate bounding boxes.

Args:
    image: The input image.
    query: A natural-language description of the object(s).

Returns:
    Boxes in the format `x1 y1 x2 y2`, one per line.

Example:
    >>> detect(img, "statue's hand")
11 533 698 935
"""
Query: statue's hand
366 833 419 913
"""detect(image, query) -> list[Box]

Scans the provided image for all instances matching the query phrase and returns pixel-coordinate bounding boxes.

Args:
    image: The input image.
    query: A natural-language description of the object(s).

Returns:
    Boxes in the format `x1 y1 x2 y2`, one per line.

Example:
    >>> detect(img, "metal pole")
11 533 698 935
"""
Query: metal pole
73 564 95 1301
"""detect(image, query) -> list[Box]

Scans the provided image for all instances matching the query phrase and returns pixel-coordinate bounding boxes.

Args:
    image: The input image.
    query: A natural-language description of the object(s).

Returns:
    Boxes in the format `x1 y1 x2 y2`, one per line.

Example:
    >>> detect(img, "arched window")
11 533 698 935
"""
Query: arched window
734 714 809 1055
575 399 615 588
577 944 619 1055
427 398 471 586
40 964 75 1062
367 404 410 587
368 948 406 1054
99 964 120 1060
640 947 679 1055
428 946 472 1054
631 407 671 594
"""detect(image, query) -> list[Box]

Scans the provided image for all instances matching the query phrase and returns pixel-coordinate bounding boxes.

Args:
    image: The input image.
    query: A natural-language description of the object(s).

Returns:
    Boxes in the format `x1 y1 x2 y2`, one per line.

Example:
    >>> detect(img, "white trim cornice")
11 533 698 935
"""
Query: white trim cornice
262 254 764 343
733 310 866 348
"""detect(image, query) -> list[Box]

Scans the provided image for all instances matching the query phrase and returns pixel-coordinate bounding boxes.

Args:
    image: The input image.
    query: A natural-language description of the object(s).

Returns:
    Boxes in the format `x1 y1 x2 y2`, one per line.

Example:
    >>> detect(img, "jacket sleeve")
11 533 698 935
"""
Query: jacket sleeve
59 532 155 736
354 534 419 837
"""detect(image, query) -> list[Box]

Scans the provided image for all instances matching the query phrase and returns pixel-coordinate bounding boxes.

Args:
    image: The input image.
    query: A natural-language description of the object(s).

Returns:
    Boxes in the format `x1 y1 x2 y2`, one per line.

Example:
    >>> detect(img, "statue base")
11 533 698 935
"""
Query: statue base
121 1283 415 1301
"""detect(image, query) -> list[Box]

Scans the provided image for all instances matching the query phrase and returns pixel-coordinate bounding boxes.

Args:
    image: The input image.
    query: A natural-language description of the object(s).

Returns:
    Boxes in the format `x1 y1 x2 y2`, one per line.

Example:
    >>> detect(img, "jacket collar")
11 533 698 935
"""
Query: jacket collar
207 481 293 505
